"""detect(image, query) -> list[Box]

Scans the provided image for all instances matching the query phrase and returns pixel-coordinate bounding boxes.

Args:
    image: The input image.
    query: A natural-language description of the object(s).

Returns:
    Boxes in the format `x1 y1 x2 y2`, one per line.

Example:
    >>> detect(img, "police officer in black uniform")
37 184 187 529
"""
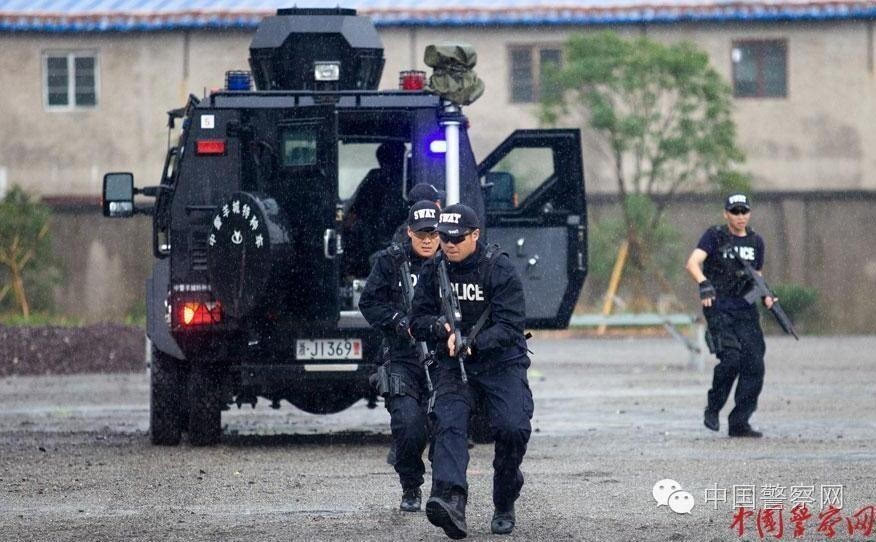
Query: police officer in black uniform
686 193 775 438
359 200 441 512
410 204 533 538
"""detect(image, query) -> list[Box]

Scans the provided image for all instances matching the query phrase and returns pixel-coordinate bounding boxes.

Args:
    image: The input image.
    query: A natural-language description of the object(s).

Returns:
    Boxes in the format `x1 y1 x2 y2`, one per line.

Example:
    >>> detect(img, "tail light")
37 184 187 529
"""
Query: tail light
178 300 222 326
196 139 226 155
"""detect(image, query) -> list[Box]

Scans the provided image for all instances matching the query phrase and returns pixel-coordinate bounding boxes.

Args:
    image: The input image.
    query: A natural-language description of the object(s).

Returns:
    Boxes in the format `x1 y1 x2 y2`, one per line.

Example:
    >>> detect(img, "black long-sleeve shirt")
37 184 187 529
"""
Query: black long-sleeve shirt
358 239 428 367
410 242 527 368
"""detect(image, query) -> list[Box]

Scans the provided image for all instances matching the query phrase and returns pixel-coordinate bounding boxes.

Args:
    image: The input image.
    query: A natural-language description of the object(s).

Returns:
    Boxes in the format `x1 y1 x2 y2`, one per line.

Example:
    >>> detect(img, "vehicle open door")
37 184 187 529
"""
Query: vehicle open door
276 105 340 326
478 129 587 328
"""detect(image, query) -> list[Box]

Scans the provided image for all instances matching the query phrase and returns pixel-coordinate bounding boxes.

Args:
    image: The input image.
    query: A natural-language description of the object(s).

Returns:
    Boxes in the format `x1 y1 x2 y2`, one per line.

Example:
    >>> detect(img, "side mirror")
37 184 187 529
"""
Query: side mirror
102 172 135 217
484 171 516 210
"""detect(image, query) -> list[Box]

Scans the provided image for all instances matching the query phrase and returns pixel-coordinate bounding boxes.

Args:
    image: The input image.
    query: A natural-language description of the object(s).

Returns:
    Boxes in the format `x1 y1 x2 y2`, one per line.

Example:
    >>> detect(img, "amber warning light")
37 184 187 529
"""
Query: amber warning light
399 70 426 91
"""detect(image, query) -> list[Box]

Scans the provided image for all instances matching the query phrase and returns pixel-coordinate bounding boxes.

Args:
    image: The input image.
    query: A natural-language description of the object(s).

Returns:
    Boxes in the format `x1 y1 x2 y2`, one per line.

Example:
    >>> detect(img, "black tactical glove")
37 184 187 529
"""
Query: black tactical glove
431 316 449 340
391 312 410 338
698 280 716 300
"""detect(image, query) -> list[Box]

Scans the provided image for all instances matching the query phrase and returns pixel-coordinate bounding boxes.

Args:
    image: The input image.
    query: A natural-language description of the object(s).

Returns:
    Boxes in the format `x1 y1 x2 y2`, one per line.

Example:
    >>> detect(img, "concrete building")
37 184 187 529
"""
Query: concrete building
1 1 875 330
2 0 876 196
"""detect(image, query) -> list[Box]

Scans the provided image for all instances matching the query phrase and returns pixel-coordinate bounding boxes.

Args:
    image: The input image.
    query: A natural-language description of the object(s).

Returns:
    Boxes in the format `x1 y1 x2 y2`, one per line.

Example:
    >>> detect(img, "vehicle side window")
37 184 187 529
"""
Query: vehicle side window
338 142 380 200
281 125 318 166
482 147 554 210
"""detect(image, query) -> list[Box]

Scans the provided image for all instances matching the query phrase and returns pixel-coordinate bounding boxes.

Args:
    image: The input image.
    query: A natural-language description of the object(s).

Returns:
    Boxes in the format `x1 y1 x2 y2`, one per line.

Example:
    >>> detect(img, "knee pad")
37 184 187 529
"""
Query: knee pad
493 420 530 447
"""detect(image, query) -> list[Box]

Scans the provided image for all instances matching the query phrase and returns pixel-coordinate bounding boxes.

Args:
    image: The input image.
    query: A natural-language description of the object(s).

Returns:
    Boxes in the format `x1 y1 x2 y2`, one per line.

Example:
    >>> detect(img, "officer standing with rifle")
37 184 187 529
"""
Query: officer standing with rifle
686 194 794 438
410 203 532 539
359 200 441 512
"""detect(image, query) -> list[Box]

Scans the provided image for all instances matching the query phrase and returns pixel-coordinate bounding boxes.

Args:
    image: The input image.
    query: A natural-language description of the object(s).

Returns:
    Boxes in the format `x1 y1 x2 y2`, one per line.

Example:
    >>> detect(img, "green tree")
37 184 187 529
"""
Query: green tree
542 31 750 306
0 186 57 318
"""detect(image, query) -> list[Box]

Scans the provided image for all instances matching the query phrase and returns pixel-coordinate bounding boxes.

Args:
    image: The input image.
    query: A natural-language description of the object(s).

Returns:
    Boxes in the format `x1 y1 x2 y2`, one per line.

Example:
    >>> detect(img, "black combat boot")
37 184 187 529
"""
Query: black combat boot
704 408 719 431
400 487 421 512
426 488 467 539
729 425 763 438
491 504 516 535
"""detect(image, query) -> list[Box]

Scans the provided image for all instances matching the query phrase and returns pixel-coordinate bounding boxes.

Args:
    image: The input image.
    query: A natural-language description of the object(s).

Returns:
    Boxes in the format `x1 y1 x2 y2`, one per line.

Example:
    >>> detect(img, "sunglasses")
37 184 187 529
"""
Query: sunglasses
411 230 438 240
438 232 471 244
728 208 750 216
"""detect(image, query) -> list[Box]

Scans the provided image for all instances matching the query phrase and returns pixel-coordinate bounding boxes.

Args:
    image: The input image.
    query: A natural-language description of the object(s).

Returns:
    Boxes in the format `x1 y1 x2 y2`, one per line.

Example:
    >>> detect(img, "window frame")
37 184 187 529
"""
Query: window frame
42 50 100 111
508 43 564 104
731 39 788 99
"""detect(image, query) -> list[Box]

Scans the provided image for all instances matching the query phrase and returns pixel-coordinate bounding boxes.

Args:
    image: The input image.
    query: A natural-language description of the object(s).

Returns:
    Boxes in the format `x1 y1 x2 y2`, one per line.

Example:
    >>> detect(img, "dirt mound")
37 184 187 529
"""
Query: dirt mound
0 324 145 376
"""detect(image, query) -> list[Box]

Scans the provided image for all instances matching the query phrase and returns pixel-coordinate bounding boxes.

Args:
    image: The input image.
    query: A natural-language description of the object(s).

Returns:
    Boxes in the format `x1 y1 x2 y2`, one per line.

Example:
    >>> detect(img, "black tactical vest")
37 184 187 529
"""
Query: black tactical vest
703 225 757 300
386 242 425 308
441 243 502 333
442 243 528 366
383 242 428 363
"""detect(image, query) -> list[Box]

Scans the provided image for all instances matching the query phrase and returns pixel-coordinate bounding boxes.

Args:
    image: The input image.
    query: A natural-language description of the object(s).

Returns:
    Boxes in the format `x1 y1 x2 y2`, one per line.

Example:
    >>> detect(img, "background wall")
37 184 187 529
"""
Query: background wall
582 191 876 333
48 191 876 333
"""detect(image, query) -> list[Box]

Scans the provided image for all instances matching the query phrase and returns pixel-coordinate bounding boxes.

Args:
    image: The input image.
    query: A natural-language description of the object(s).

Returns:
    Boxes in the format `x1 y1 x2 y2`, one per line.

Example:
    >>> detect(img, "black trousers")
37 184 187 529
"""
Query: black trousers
705 306 766 429
386 362 431 491
430 358 534 509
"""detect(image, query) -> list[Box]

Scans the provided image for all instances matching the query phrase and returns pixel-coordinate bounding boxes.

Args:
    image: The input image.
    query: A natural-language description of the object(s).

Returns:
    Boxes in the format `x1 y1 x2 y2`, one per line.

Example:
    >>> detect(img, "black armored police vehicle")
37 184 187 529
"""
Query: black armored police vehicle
102 7 588 446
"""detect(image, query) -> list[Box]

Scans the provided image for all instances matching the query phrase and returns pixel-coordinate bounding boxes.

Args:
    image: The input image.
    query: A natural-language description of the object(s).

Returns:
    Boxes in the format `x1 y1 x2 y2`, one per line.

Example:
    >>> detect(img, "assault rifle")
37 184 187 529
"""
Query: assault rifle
436 258 468 383
724 247 800 340
392 245 435 393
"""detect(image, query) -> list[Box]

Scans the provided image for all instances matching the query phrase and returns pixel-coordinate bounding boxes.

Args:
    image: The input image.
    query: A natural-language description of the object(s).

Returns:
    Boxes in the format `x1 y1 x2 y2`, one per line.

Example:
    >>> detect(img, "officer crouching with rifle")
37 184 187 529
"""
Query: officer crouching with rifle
359 200 441 512
410 204 533 539
686 193 796 439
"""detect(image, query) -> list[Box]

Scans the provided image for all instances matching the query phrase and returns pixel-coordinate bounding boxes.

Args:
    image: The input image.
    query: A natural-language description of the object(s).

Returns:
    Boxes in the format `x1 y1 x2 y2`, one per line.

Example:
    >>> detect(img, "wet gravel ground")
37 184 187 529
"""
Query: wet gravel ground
0 336 874 541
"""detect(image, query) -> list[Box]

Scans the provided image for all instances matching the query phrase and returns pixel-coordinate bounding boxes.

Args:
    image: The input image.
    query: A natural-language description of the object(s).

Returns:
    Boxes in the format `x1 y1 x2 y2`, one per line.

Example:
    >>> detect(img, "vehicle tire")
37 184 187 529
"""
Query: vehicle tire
177 366 190 433
150 347 183 446
188 364 223 446
470 398 494 444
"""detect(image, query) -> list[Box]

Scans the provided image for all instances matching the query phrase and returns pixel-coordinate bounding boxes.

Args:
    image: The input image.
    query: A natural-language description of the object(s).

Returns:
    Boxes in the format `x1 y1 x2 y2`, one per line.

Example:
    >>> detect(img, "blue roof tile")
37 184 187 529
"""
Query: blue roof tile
2 1 876 31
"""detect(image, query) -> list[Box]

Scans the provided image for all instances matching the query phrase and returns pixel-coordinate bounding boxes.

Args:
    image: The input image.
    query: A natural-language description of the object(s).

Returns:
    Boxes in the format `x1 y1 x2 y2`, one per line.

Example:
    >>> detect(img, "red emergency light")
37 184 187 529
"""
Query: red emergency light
399 70 426 91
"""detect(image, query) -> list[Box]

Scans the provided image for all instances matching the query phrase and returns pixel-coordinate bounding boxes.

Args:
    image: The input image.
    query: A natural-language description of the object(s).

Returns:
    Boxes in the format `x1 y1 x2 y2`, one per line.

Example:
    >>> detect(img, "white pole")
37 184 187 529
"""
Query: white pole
442 102 461 205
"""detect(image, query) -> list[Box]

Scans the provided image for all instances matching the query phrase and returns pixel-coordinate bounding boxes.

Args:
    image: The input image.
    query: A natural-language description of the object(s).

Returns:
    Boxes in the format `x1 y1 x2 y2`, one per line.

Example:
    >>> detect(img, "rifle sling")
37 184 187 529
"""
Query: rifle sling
464 306 492 347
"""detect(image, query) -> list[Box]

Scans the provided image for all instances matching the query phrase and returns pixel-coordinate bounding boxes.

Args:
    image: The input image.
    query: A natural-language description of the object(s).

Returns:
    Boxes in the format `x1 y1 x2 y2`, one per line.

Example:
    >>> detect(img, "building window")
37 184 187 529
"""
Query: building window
43 51 98 110
731 40 787 98
509 45 563 103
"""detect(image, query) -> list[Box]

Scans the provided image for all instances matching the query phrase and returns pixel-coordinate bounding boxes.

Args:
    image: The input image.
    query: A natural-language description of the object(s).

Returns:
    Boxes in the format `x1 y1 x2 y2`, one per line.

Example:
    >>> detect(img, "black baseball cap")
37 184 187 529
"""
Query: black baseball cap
725 193 751 211
407 200 440 232
407 183 445 204
437 203 479 235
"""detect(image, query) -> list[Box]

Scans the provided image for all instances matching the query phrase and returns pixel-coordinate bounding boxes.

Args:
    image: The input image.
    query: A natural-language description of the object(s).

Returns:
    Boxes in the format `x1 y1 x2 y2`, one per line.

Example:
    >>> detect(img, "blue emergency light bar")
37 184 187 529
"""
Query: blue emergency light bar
225 70 253 91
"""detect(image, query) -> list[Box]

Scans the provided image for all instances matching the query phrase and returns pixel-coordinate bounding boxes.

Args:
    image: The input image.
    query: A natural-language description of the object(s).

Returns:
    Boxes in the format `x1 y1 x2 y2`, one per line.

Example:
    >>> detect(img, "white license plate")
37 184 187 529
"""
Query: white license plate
295 338 362 360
